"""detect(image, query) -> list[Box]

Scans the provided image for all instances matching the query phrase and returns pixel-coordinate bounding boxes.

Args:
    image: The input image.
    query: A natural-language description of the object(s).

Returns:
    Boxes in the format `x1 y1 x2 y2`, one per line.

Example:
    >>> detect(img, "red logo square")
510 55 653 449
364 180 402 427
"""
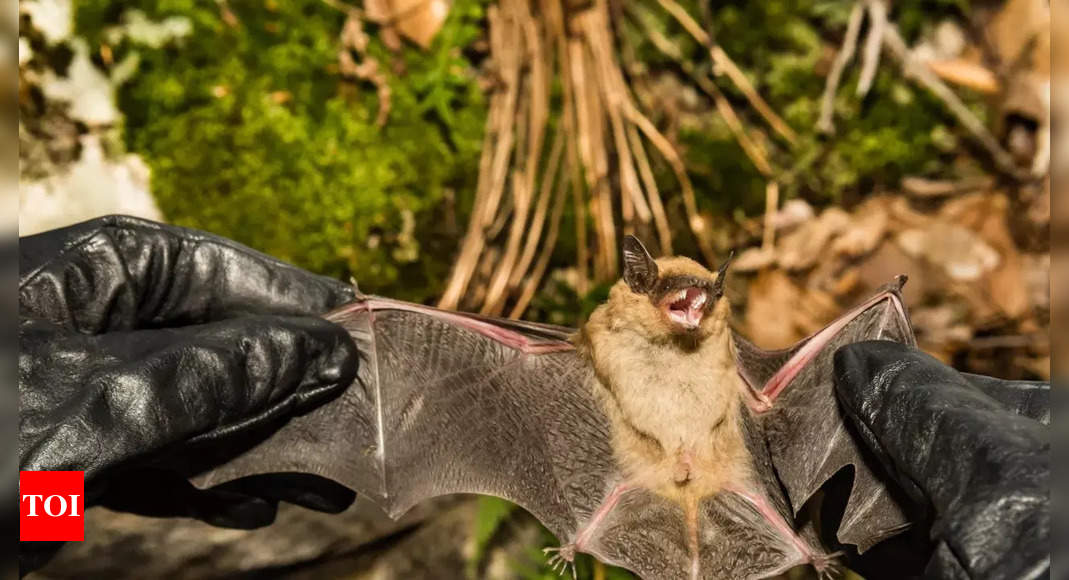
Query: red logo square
20 471 84 542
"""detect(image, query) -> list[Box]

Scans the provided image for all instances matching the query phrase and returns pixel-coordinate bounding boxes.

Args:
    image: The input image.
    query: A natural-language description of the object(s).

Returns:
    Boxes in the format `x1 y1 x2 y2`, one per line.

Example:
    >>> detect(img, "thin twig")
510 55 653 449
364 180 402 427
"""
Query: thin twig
877 4 1026 179
624 102 717 265
704 78 773 176
856 0 886 97
901 175 994 198
762 181 779 250
509 128 565 288
629 3 772 176
570 28 615 281
481 4 550 315
710 45 799 146
627 123 673 254
654 0 798 146
482 169 532 316
438 5 522 309
524 13 549 200
587 7 652 225
817 1 864 134
555 12 589 296
337 10 392 126
510 161 569 318
571 145 589 296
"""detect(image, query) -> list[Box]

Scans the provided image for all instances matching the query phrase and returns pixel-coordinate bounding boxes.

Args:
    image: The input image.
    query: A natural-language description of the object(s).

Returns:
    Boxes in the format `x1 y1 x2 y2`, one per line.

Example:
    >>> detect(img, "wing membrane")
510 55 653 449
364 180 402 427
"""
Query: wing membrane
735 280 916 552
193 296 619 543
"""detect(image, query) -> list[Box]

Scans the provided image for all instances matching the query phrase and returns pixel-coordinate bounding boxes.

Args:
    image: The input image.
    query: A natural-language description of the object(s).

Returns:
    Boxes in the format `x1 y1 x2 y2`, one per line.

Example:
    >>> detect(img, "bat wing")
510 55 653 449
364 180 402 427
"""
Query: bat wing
733 276 916 553
192 294 619 545
190 294 818 579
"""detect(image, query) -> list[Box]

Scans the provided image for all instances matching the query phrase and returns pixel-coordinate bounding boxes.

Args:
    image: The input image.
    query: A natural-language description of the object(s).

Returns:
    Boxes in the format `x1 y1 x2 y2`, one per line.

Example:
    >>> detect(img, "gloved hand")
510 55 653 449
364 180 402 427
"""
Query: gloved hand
19 216 360 572
834 340 1049 580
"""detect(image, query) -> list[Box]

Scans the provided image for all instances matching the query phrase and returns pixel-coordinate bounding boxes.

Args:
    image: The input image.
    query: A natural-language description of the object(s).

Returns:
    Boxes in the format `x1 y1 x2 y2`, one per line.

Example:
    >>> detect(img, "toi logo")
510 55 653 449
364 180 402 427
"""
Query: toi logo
20 471 84 542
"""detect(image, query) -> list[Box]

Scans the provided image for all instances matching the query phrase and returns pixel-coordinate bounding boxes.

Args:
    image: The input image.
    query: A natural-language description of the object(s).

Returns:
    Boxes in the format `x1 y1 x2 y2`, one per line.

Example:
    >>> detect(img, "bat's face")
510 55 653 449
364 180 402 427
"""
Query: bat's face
618 236 730 341
647 271 722 332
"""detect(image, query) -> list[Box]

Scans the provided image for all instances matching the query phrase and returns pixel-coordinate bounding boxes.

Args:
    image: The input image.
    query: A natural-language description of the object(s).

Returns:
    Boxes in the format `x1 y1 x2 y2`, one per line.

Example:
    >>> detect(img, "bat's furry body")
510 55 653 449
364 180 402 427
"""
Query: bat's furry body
572 251 787 578
578 256 751 504
193 238 916 580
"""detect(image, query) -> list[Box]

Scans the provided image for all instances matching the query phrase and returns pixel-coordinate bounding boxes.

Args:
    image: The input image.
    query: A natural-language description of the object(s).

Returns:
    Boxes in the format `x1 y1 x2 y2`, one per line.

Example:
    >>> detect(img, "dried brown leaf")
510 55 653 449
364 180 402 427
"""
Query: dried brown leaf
926 59 1000 94
854 240 927 305
831 268 861 297
385 0 450 49
830 201 888 257
793 286 841 336
895 225 1000 282
744 269 805 348
988 252 1031 319
770 199 815 232
732 248 776 273
777 208 849 271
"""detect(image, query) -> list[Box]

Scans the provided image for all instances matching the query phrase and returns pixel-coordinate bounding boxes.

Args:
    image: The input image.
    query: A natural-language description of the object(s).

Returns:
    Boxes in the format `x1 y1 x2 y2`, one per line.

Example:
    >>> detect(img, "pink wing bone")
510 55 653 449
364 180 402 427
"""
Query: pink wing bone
724 485 833 575
748 276 909 413
328 295 577 354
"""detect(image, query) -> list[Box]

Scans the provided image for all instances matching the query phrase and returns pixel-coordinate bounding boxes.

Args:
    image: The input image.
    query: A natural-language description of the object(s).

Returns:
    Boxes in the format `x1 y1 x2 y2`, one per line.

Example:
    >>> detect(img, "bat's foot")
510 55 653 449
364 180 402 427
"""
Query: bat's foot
810 551 843 579
543 544 578 579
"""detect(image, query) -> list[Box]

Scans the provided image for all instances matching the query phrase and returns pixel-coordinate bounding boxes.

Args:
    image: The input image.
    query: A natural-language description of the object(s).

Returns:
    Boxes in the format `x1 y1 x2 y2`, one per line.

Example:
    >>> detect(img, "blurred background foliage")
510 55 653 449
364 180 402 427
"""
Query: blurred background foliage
636 0 977 215
75 0 489 302
36 0 985 310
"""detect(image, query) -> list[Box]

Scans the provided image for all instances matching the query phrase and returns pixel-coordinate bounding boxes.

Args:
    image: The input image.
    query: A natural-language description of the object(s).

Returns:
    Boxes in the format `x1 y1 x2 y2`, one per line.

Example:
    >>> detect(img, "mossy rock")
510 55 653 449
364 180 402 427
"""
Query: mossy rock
76 0 488 302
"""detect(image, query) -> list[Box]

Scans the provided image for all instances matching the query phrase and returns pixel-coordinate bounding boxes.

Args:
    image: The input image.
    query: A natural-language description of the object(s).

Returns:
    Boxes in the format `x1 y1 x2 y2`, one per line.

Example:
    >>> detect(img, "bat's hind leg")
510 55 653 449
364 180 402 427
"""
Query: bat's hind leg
728 486 837 576
543 483 632 578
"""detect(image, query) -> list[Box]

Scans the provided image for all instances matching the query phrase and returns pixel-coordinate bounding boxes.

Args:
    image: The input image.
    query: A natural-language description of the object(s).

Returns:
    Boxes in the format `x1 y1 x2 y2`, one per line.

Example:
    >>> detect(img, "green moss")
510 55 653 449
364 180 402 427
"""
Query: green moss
76 0 487 302
74 0 988 297
641 0 977 213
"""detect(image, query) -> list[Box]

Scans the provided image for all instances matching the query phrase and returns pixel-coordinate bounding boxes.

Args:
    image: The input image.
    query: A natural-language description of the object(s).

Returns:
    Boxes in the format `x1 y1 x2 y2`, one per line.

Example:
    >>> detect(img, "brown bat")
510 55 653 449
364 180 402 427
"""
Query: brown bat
192 235 916 579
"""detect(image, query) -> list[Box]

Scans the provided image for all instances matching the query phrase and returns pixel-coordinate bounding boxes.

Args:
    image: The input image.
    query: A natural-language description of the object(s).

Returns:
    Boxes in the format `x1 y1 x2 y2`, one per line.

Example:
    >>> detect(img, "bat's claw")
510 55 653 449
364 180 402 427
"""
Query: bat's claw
543 544 578 579
811 551 843 579
746 391 773 413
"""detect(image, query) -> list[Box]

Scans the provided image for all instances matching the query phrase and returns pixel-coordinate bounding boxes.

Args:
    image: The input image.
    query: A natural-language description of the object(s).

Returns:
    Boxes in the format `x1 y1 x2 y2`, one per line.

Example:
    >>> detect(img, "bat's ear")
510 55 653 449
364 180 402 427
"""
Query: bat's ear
712 251 734 297
622 235 658 294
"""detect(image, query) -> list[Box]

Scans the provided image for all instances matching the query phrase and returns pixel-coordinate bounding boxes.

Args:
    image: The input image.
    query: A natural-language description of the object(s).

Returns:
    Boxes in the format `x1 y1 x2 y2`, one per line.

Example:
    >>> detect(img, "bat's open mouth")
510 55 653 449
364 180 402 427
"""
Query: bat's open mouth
664 287 707 330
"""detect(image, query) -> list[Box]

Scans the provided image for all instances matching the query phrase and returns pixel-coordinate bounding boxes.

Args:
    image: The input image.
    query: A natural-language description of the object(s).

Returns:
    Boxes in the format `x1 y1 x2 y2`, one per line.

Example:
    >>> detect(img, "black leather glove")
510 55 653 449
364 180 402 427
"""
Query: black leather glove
19 216 360 572
834 340 1049 580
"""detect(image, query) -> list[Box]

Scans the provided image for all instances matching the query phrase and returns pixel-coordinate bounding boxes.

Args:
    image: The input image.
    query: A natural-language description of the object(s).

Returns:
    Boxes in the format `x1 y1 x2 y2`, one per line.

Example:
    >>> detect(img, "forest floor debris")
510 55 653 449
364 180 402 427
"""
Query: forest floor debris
736 189 1048 380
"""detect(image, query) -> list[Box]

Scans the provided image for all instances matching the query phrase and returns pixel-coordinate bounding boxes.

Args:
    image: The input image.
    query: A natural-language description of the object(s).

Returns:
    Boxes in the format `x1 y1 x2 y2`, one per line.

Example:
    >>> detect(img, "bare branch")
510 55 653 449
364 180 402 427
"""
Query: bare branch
654 0 799 146
877 7 1026 179
624 102 717 265
856 0 886 97
509 160 570 319
630 3 773 176
817 1 865 134
762 181 779 251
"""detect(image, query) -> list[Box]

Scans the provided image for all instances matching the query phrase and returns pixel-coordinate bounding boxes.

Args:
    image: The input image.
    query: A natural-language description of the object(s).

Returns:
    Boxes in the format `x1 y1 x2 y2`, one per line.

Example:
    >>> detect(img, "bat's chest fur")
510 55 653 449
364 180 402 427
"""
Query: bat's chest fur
588 330 752 500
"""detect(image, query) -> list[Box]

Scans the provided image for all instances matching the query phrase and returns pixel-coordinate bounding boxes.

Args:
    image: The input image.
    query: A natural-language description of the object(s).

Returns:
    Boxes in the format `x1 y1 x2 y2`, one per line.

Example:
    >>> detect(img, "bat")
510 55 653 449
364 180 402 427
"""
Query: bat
191 235 916 579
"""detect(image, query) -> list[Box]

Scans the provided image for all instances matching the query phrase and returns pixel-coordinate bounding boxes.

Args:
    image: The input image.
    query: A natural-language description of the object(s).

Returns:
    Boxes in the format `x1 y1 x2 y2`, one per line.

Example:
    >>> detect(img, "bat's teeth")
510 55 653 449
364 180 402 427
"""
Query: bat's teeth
677 289 687 301
693 292 706 308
